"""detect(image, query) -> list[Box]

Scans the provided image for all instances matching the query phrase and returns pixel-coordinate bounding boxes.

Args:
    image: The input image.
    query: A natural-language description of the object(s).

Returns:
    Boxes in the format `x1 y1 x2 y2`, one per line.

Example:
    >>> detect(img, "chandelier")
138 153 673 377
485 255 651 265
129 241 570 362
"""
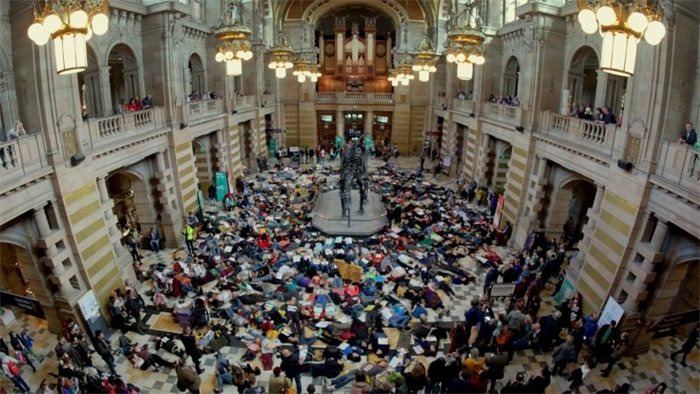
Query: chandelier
411 35 438 82
444 0 486 82
292 58 310 83
267 30 294 79
27 0 110 75
214 1 253 77
577 0 666 77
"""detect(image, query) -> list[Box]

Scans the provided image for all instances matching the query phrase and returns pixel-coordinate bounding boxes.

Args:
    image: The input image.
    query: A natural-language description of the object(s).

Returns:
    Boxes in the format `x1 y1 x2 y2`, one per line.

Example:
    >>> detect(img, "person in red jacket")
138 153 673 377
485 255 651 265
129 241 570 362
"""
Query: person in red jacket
257 232 271 249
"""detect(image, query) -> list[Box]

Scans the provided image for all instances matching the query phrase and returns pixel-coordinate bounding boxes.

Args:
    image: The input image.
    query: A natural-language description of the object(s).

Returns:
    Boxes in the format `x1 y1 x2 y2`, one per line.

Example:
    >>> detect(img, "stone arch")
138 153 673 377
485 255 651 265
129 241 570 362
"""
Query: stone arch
567 45 599 109
78 44 104 117
187 52 206 98
106 170 154 233
503 56 520 97
106 43 141 113
298 0 410 28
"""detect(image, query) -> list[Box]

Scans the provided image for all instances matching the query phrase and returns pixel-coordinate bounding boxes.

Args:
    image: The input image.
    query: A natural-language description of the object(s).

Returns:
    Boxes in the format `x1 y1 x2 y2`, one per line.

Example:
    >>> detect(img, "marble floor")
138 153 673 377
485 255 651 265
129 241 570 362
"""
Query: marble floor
1 159 698 393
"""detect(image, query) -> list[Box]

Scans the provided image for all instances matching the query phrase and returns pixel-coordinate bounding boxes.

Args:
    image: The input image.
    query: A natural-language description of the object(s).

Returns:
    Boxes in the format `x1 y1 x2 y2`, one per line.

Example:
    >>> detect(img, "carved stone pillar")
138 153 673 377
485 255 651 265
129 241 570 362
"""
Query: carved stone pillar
337 110 344 137
97 177 126 256
33 208 69 297
364 111 373 136
99 66 114 115
154 151 182 247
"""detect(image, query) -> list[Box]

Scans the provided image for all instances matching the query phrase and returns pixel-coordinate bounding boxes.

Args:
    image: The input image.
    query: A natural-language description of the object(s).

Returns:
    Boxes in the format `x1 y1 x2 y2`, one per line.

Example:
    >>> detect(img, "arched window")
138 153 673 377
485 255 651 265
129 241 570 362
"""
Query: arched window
568 46 599 110
77 45 102 118
503 56 520 97
108 44 140 113
188 54 205 98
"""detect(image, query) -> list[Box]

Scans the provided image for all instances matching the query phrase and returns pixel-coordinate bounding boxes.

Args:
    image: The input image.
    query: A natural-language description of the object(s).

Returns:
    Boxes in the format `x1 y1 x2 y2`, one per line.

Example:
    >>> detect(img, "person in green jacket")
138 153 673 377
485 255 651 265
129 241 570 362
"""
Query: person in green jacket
183 224 195 255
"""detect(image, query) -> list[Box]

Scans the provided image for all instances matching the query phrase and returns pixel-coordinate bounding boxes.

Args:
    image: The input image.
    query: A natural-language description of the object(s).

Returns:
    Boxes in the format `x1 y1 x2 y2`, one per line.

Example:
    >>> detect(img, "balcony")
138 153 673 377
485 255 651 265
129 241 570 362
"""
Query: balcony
539 111 617 158
232 95 257 111
484 102 524 127
0 133 50 193
452 98 475 115
652 141 700 201
86 107 167 151
314 92 394 105
183 99 225 122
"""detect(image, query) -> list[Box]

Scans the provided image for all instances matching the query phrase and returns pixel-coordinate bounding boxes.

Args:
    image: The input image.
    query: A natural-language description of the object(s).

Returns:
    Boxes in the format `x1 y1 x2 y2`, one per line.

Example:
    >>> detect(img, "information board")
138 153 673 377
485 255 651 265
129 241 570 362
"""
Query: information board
490 284 516 298
0 291 44 318
598 296 625 328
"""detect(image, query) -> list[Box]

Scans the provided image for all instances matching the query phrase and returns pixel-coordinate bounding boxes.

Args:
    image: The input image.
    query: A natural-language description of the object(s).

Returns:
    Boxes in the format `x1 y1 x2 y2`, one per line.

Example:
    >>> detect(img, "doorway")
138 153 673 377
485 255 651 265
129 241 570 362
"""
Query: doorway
344 112 364 140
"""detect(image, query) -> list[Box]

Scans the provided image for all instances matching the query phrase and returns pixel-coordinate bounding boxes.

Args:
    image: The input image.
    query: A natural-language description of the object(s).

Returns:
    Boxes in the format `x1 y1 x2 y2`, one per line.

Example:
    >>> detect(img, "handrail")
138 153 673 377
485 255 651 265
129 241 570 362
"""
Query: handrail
0 133 49 188
655 140 700 193
485 102 523 126
452 98 474 114
87 107 165 149
314 92 394 104
541 111 615 157
184 98 224 121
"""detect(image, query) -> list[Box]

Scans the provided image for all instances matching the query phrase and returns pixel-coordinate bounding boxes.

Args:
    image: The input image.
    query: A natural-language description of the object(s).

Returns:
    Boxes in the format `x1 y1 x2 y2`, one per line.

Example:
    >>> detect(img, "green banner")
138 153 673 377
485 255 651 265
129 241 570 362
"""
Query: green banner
268 138 277 159
215 172 228 201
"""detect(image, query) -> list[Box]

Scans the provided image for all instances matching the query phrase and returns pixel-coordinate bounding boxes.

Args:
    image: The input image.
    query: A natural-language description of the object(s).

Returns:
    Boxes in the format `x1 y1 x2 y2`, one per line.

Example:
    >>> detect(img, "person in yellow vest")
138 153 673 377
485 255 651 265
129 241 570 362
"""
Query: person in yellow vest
183 224 195 255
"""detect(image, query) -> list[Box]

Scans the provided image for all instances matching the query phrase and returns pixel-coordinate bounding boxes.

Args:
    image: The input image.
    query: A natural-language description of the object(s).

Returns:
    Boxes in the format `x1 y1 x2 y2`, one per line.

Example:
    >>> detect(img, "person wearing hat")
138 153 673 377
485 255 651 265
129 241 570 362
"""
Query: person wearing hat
601 332 629 377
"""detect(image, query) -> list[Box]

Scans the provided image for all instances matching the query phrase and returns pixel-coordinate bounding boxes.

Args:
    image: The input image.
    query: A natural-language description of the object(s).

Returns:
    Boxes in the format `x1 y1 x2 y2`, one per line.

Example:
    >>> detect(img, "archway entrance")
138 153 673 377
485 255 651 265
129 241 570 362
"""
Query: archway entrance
544 176 596 243
106 172 155 241
343 112 364 140
493 143 512 192
238 121 254 170
108 44 140 113
317 111 337 148
372 112 392 147
192 137 219 196
568 46 599 109
0 242 50 325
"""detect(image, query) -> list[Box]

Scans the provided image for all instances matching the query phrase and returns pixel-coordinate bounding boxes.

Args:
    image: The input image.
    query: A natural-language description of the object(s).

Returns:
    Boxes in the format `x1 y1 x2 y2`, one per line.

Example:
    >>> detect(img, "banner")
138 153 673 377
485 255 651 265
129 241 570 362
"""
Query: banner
268 138 277 159
215 172 228 201
554 277 575 305
77 290 101 322
598 296 625 328
493 195 505 227
0 291 45 318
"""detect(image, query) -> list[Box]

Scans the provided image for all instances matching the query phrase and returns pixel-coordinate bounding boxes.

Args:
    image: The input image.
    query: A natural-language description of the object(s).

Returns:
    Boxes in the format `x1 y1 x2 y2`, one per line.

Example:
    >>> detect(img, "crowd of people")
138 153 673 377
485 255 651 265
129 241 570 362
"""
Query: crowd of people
117 95 154 113
568 104 617 125
488 95 520 107
3 156 695 394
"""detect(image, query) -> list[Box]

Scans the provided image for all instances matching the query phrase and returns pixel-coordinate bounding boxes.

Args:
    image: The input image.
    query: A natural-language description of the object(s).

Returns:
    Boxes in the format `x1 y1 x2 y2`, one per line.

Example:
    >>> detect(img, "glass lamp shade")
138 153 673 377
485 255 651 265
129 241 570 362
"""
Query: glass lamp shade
43 14 62 34
275 67 286 78
429 65 437 72
627 12 648 34
285 62 293 68
215 52 225 62
418 70 430 82
28 23 50 46
446 53 456 63
268 62 276 69
644 20 666 45
412 64 421 71
456 53 466 63
596 6 617 27
69 10 89 28
225 51 234 60
578 9 598 34
310 75 318 82
457 61 473 80
474 55 485 65
226 58 243 76
91 13 109 35
391 79 398 86
85 27 93 41
400 78 409 86
297 74 306 83
54 32 88 75
600 29 637 77
243 51 253 61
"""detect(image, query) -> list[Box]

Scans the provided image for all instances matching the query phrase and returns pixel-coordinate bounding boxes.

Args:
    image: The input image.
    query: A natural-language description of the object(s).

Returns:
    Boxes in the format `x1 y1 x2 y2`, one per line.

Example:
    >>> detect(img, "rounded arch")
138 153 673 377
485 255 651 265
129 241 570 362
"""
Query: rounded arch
187 52 206 97
298 0 410 28
107 43 141 113
558 174 594 191
85 42 101 70
503 56 520 97
568 45 599 108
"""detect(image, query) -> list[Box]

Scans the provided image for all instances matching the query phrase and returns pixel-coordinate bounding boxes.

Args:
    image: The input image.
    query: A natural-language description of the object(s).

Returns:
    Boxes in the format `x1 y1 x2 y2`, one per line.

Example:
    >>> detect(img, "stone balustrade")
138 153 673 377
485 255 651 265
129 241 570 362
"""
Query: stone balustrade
654 140 700 199
185 98 224 121
87 107 166 149
452 98 475 114
485 102 524 127
0 133 49 192
315 92 394 104
540 111 616 157
262 94 275 105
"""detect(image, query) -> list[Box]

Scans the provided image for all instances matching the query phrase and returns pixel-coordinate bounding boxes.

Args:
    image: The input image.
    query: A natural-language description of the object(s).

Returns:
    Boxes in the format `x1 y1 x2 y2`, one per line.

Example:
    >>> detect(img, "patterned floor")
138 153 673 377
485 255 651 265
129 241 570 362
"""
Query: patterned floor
1 160 698 393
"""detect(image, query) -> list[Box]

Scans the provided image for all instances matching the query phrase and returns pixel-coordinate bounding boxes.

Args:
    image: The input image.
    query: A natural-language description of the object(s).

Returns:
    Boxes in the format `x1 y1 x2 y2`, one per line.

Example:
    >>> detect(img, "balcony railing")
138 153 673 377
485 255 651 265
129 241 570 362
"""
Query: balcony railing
185 98 224 121
452 98 475 114
262 94 275 106
0 133 49 189
485 102 523 126
87 107 166 149
233 95 256 110
540 111 617 157
314 92 394 104
654 141 700 195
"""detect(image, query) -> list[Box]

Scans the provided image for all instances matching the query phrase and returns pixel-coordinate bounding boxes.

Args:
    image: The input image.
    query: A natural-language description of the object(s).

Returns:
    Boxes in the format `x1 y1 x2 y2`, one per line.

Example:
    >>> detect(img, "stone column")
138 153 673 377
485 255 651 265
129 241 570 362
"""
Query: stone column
335 22 345 76
99 66 114 115
592 184 605 213
593 70 608 109
154 151 183 247
364 111 373 137
337 110 344 137
33 208 69 295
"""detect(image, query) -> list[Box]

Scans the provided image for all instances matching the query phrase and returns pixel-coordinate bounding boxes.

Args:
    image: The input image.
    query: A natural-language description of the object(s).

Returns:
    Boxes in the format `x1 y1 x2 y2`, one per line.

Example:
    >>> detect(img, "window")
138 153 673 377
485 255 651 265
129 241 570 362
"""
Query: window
192 0 203 21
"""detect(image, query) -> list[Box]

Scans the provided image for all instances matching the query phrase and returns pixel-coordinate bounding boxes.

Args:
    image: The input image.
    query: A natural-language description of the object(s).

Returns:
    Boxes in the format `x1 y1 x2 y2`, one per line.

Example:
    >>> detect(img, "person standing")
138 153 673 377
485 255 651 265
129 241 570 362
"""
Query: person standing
94 330 118 376
280 348 304 394
485 350 508 392
149 226 161 252
208 183 217 206
671 324 699 366
8 331 36 372
593 320 617 367
552 335 576 376
183 223 196 255
176 359 202 393
181 327 204 374
125 289 147 334
127 235 142 264
679 122 697 146
1 352 31 393
601 332 629 376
